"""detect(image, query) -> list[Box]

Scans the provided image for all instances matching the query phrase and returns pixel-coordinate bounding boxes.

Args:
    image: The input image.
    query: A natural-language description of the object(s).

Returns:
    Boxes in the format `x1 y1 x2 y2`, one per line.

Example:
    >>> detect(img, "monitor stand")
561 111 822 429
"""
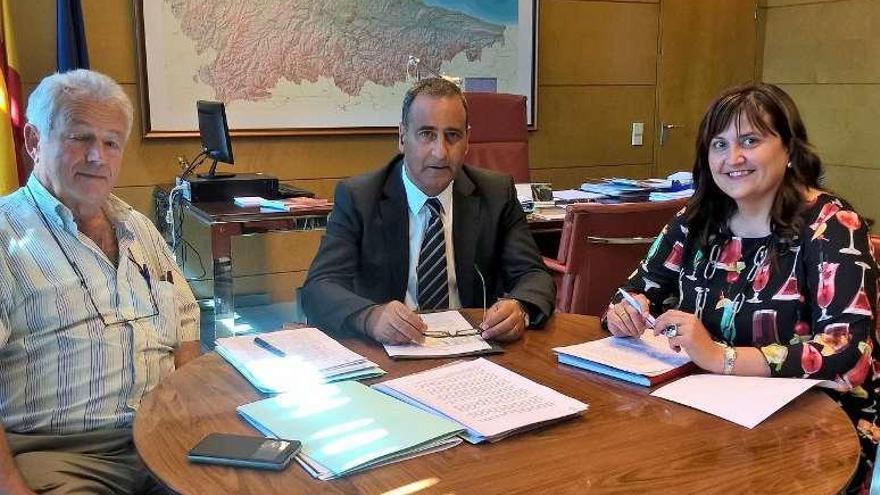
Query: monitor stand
197 159 236 179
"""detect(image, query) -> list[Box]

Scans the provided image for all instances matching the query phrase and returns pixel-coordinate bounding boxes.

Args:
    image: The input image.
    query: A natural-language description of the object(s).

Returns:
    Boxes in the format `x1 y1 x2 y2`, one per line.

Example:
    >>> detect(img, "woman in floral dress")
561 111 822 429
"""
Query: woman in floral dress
606 83 878 493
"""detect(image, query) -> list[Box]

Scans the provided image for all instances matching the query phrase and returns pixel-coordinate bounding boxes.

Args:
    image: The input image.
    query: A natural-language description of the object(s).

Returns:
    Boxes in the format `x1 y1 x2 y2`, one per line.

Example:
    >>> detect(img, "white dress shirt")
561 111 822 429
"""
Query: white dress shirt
401 164 461 309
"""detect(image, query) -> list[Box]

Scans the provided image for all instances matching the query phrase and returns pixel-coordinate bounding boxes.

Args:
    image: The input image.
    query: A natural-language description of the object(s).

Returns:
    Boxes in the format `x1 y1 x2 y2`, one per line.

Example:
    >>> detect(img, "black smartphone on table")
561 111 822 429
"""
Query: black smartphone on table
187 433 301 471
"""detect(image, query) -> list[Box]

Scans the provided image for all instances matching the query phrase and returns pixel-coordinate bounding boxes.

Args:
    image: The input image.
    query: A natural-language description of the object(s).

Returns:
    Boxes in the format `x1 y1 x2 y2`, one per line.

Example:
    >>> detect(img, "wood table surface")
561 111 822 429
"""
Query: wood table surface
134 311 859 495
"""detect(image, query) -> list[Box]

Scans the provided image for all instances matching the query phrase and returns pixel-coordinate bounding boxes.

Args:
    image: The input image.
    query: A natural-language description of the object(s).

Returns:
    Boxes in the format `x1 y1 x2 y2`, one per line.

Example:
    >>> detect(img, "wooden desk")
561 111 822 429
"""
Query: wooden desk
180 200 332 347
134 312 859 494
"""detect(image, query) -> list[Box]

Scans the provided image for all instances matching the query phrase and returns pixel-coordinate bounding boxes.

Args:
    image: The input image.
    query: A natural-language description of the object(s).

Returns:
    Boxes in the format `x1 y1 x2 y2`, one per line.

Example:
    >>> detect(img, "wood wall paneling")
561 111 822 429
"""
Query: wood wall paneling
822 165 880 226
762 0 880 231
539 0 659 85
82 0 137 83
763 0 880 83
779 84 880 170
529 86 656 169
654 0 759 178
765 0 844 7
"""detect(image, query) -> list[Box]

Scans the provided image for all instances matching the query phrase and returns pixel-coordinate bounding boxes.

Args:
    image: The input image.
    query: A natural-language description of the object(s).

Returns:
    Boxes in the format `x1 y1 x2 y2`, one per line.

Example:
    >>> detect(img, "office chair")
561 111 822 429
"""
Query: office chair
464 92 530 182
543 198 688 316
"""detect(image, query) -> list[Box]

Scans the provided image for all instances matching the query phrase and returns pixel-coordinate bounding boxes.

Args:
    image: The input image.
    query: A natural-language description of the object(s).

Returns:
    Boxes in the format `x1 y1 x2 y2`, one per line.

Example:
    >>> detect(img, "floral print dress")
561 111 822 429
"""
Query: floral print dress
615 194 878 492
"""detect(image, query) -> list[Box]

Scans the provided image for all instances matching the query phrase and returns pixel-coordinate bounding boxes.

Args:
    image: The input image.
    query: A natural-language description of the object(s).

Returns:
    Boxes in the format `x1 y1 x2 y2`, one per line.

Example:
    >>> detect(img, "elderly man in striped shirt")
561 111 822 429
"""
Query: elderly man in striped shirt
0 70 200 494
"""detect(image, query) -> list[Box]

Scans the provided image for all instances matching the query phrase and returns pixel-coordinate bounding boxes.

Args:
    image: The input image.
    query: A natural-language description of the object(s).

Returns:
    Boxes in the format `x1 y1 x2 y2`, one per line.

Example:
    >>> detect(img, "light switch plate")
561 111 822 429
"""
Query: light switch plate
631 122 644 146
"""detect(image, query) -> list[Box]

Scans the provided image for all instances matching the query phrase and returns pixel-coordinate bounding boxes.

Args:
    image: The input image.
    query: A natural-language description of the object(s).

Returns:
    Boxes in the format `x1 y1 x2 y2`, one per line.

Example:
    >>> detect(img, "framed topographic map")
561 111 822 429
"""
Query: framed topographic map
134 0 537 137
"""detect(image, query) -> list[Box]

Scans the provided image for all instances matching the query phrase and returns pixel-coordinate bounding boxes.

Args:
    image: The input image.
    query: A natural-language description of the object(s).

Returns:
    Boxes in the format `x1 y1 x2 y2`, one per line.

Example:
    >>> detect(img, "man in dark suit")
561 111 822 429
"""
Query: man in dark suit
302 77 554 344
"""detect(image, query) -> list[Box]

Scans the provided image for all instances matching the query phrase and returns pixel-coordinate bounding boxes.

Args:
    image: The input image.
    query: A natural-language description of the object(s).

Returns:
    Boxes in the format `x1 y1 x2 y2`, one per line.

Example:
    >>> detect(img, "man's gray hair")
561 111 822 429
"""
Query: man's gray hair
401 77 468 128
25 69 134 141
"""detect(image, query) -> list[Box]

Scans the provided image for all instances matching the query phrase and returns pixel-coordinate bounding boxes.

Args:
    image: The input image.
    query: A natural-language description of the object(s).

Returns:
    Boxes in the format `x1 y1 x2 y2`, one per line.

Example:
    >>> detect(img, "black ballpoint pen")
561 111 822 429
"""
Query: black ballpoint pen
253 336 286 357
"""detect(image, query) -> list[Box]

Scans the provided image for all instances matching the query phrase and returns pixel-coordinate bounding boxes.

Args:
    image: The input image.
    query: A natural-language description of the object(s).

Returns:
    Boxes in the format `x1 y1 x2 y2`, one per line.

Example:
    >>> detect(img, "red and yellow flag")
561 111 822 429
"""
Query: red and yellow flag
0 0 25 194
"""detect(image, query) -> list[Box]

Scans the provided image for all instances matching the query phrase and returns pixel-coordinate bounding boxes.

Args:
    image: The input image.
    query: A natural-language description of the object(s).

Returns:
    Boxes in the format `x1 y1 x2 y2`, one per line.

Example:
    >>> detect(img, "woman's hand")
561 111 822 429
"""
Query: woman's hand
606 292 652 338
653 310 723 372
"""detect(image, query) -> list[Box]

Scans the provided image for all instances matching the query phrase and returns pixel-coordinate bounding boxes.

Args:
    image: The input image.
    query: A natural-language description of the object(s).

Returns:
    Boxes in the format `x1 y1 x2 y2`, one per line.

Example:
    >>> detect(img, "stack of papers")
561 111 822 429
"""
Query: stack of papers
383 311 501 359
216 327 385 393
260 197 331 211
651 375 835 428
553 332 695 387
649 189 694 201
552 189 605 203
238 381 464 479
374 358 588 443
233 196 264 207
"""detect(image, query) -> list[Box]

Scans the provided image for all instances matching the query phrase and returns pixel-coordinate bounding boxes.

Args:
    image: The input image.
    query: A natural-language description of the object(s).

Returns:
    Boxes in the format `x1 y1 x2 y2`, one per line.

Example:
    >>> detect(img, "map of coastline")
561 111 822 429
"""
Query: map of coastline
166 0 508 102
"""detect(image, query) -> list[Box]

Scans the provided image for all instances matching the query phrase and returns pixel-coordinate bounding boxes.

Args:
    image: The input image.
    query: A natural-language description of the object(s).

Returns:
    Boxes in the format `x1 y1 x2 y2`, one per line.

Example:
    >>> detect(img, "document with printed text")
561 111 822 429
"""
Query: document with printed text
373 358 588 443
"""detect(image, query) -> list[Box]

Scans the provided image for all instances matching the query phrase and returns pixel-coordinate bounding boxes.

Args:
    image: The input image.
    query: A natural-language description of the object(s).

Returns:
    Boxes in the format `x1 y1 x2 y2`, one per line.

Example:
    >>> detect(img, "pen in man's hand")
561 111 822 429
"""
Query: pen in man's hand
616 288 656 327
253 336 286 357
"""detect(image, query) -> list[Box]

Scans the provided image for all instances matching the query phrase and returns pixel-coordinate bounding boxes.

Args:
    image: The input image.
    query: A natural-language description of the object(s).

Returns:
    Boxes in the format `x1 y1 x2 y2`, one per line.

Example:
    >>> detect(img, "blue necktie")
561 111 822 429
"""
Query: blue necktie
417 198 449 310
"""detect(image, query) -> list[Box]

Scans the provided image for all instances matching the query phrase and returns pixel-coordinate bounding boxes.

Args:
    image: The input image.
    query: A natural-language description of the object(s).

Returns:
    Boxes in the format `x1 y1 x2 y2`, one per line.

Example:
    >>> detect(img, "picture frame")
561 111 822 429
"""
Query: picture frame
133 0 538 137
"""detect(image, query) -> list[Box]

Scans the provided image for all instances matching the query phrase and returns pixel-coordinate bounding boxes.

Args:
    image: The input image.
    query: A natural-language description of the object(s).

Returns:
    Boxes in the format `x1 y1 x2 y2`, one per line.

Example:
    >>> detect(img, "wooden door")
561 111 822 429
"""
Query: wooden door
655 0 760 177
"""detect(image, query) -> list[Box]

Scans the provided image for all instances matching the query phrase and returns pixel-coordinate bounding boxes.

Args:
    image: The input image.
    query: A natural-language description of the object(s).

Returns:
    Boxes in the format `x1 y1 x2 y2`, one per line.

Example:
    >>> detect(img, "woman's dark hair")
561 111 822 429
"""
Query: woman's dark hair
683 83 823 254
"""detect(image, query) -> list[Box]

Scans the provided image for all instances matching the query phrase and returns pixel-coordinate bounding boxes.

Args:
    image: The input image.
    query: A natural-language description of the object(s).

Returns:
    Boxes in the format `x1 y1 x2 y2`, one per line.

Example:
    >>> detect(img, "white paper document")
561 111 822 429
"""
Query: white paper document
514 183 534 203
384 335 491 358
215 327 384 393
650 374 834 428
529 207 566 221
374 358 588 443
552 189 604 201
420 311 478 335
555 332 691 376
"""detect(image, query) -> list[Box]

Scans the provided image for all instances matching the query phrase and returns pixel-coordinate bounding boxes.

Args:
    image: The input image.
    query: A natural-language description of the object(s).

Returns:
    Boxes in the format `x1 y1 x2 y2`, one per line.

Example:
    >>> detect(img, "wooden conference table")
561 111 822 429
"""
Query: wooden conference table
134 311 859 494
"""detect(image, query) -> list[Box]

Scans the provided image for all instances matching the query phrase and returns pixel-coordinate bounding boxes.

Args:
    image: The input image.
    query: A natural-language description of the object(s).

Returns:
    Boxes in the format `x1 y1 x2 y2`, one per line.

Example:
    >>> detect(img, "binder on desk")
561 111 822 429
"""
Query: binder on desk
237 381 464 480
215 327 384 393
373 358 588 443
553 332 696 387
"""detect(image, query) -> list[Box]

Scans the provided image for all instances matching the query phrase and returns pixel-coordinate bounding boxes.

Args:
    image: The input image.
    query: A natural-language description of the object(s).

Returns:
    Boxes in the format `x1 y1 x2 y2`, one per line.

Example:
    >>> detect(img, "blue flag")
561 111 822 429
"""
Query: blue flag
56 0 88 71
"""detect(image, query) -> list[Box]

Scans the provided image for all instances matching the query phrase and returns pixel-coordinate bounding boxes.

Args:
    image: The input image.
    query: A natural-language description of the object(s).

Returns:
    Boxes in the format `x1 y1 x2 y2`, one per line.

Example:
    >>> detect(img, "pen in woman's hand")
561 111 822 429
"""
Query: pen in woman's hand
616 289 656 327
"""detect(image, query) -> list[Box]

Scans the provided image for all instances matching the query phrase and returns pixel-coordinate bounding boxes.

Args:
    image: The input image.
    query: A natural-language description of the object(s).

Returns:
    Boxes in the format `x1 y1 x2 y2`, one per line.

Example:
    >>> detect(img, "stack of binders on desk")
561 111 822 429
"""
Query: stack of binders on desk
553 332 695 387
373 358 588 443
215 327 385 393
238 381 464 480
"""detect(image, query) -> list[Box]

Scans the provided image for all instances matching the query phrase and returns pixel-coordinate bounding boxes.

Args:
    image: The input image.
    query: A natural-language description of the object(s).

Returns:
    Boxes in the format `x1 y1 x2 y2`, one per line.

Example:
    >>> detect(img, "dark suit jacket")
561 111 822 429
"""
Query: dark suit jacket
301 155 555 334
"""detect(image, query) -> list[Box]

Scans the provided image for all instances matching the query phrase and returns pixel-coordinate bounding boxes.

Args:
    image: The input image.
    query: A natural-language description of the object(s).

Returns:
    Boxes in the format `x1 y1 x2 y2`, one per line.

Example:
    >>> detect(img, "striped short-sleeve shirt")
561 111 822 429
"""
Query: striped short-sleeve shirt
0 176 199 434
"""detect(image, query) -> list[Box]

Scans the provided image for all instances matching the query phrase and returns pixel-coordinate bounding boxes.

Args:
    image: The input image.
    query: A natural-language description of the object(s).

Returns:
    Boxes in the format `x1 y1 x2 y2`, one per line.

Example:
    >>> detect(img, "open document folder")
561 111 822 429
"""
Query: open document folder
553 331 696 387
373 358 588 443
237 381 464 480
215 327 384 393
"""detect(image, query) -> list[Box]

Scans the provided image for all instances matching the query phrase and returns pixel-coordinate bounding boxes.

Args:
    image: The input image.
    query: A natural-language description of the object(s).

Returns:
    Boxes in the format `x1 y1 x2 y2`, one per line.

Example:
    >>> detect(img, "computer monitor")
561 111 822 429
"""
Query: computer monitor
196 100 235 178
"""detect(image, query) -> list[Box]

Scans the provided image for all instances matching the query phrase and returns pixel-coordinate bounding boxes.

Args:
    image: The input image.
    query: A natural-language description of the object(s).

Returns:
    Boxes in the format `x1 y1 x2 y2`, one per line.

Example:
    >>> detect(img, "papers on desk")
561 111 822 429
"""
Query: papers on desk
259 197 331 211
373 358 588 443
383 311 502 359
552 189 604 203
233 196 263 207
650 375 835 428
233 196 331 210
530 207 568 221
554 332 695 387
514 183 534 204
215 327 385 393
237 381 464 480
649 189 694 202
